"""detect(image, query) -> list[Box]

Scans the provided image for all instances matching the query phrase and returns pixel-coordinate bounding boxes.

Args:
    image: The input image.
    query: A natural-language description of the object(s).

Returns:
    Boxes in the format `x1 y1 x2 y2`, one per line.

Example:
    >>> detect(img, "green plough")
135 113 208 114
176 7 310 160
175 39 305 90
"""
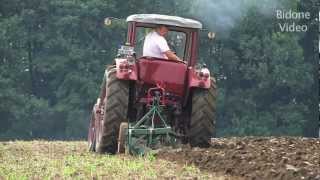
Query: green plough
118 94 176 155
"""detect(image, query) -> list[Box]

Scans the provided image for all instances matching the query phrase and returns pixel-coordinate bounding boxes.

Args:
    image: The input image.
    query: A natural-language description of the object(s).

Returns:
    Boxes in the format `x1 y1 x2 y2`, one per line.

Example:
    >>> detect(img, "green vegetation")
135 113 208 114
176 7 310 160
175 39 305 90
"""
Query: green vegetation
0 0 318 139
0 141 215 179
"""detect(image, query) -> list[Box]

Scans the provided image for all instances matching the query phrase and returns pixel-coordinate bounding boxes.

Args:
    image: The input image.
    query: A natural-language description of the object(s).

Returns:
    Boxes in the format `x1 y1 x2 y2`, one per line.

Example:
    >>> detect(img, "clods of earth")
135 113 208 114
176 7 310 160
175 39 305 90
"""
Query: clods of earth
156 137 320 180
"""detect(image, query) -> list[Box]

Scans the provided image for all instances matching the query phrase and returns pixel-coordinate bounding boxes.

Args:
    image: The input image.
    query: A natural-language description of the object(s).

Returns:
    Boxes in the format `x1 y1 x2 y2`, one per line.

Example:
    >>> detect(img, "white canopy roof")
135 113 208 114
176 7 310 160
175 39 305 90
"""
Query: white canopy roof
126 14 202 29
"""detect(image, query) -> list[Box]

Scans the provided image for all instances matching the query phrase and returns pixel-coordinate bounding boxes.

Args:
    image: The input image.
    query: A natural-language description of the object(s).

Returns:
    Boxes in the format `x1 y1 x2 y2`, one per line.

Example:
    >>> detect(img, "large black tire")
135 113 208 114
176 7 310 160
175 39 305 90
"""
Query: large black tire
96 68 129 154
188 79 217 147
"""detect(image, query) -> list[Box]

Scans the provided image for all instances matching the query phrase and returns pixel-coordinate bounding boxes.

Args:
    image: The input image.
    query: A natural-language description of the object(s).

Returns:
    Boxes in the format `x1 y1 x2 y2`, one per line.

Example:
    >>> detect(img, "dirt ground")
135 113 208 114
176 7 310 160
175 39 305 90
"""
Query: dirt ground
1 137 319 179
156 137 320 180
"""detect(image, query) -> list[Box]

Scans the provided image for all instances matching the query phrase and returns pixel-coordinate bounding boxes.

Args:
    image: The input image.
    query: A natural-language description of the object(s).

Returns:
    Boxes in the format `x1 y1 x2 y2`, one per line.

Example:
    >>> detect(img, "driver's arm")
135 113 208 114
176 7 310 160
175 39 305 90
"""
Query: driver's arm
164 50 183 62
157 36 183 62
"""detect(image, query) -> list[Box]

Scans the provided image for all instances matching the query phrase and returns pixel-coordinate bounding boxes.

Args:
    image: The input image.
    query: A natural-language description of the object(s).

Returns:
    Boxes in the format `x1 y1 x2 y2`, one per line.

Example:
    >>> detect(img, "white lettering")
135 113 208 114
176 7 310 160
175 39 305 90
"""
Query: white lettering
301 25 308 31
278 22 308 32
277 10 283 19
276 10 311 20
304 12 310 19
279 23 286 31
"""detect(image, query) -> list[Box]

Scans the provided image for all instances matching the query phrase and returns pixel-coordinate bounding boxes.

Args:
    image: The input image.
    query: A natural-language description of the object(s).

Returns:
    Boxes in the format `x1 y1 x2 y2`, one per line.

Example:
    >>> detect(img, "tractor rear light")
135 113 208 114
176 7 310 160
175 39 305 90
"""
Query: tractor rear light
119 63 129 70
203 73 209 78
127 56 136 65
197 68 210 80
202 72 209 80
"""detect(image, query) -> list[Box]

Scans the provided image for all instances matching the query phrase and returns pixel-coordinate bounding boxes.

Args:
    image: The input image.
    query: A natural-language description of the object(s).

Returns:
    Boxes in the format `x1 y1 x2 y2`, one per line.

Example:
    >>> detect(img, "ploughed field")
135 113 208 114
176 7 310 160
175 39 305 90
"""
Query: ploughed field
158 137 320 180
0 137 319 180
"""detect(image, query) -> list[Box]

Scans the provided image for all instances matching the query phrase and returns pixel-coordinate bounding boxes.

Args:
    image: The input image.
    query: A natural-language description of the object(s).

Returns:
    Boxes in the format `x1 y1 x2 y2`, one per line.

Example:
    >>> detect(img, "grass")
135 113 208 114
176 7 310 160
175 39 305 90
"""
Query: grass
0 141 214 179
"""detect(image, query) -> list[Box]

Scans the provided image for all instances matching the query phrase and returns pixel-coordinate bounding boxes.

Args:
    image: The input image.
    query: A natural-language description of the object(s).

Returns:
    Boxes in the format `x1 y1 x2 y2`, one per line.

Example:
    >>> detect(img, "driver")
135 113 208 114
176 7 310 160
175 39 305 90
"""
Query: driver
143 25 183 62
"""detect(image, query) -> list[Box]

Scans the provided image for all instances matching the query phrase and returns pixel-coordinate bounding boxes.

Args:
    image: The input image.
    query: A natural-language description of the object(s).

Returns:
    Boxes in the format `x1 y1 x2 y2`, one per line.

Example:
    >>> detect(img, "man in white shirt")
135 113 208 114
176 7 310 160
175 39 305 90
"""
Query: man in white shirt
143 25 183 62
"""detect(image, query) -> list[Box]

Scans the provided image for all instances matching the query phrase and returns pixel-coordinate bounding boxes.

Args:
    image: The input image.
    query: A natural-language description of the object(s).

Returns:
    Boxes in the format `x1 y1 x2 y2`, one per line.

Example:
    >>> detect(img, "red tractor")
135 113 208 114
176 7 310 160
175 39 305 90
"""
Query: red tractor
88 14 217 154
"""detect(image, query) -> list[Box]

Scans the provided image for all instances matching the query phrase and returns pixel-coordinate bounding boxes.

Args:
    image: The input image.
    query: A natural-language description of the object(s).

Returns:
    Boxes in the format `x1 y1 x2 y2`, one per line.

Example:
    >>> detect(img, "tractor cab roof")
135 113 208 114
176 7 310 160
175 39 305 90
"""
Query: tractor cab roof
126 14 202 29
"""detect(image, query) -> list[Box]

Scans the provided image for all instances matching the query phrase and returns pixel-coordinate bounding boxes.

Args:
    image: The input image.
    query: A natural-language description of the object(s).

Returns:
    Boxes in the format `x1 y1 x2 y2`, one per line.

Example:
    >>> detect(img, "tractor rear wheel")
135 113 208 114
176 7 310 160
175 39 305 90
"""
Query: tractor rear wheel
96 68 129 154
188 80 217 147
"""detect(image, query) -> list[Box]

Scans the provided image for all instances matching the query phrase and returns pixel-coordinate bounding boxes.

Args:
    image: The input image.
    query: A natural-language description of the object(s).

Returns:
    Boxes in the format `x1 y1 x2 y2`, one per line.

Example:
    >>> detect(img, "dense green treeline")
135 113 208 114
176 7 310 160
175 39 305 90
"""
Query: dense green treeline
0 0 318 139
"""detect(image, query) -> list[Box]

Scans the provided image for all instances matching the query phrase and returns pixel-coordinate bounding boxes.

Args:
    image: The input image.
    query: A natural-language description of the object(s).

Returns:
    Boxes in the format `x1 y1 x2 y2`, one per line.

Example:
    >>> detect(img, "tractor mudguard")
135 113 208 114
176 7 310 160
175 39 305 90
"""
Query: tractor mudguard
115 58 138 80
188 67 211 89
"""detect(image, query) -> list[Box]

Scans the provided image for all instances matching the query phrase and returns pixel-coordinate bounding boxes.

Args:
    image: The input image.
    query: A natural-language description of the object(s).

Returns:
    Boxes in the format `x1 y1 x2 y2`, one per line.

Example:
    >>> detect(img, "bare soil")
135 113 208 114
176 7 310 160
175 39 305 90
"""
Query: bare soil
156 137 320 180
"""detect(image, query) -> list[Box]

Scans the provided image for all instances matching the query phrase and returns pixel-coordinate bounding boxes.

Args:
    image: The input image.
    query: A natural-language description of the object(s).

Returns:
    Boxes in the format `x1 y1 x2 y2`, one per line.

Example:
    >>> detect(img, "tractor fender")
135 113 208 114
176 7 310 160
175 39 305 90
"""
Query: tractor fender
115 58 138 80
188 67 211 89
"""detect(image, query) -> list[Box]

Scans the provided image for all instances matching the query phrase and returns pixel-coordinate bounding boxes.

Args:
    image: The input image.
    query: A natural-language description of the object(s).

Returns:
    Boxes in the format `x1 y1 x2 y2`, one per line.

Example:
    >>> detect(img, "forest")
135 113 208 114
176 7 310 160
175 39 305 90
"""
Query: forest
0 0 318 139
